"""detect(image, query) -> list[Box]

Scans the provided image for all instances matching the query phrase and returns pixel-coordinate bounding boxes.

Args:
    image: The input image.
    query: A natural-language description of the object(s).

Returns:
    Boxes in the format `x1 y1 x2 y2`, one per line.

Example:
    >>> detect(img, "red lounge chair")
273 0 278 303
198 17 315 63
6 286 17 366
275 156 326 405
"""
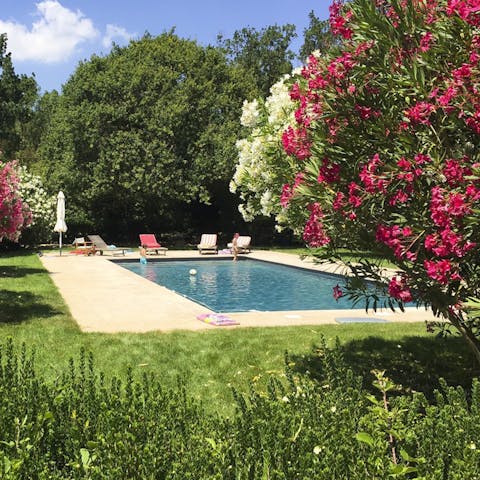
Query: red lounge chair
139 234 168 255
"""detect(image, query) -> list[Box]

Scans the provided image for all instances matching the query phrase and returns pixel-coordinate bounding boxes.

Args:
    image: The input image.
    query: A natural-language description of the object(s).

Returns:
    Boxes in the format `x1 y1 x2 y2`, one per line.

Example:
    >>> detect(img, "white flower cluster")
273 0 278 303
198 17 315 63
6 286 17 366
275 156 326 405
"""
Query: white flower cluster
266 75 295 126
18 166 56 238
240 99 260 127
231 72 300 227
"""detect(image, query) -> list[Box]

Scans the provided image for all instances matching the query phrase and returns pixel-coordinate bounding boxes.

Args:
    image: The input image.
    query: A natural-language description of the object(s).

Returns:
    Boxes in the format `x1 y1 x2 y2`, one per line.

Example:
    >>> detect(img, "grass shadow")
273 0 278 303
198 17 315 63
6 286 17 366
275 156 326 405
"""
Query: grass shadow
0 266 45 278
291 335 479 400
0 290 60 323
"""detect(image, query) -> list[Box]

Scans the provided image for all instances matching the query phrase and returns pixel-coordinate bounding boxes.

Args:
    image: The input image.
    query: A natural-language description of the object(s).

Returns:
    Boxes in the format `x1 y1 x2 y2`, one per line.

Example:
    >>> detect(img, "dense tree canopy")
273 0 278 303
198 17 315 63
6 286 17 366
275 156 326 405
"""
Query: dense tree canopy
217 25 297 98
36 33 256 238
0 34 38 159
299 11 336 61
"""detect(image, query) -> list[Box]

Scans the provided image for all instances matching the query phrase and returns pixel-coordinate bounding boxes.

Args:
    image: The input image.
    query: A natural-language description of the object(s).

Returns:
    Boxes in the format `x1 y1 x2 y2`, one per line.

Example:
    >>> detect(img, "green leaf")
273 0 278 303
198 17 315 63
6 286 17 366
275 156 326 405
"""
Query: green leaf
355 432 374 446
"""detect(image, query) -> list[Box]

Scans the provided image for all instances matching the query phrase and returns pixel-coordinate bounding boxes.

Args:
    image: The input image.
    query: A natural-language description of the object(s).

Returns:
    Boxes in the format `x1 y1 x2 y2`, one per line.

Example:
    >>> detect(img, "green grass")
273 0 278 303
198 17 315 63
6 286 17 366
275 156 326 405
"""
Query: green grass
267 246 399 268
0 251 478 415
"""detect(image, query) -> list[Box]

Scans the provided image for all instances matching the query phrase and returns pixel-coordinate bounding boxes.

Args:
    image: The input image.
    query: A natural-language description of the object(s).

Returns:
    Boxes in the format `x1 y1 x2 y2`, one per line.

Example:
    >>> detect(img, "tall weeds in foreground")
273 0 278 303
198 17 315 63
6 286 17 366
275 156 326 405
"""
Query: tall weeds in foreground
0 337 479 479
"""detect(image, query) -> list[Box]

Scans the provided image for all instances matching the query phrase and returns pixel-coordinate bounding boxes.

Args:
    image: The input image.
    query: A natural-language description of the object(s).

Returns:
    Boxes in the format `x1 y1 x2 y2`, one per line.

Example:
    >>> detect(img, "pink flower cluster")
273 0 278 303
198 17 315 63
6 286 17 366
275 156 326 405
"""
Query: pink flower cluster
446 0 480 26
423 259 462 284
278 0 480 300
404 101 436 126
329 0 353 39
303 203 330 247
376 225 416 261
388 274 413 303
280 172 304 208
282 126 312 160
317 158 341 184
0 161 32 242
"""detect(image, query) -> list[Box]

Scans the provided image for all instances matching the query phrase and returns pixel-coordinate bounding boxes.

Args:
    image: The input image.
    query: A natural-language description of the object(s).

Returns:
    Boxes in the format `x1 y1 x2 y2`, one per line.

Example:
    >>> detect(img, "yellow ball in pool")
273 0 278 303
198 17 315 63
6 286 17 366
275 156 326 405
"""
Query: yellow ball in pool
189 269 197 276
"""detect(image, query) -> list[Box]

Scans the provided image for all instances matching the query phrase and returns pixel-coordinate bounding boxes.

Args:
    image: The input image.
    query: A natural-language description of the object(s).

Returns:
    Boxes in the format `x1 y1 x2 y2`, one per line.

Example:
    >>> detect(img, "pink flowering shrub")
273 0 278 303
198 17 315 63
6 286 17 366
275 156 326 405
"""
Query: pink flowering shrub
279 0 480 362
0 161 32 242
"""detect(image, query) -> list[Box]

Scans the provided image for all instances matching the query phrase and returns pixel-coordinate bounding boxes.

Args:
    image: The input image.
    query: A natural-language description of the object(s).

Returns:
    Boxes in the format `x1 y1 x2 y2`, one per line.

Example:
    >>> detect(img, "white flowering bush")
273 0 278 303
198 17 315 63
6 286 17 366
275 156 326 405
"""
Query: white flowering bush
18 166 56 245
231 71 308 232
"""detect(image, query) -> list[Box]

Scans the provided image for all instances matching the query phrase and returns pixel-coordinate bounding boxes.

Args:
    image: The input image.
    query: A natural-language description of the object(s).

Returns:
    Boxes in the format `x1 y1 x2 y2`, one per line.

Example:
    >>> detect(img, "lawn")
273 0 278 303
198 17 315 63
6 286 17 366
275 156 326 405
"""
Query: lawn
0 251 478 415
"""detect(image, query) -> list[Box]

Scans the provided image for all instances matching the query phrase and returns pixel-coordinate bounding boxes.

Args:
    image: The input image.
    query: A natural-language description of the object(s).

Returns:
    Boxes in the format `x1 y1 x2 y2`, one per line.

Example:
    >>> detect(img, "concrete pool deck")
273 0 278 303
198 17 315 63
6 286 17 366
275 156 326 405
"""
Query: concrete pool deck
39 249 437 333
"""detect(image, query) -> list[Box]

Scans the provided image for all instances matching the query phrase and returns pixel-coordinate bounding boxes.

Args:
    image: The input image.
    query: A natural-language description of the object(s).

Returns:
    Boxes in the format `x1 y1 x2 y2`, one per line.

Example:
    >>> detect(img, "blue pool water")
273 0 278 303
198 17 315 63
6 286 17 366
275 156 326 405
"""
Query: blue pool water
115 258 370 312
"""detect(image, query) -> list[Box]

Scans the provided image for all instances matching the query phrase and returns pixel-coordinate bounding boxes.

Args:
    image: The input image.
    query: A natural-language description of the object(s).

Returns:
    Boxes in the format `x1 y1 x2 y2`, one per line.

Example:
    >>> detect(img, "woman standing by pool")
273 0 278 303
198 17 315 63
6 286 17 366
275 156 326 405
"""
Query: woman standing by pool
231 233 240 261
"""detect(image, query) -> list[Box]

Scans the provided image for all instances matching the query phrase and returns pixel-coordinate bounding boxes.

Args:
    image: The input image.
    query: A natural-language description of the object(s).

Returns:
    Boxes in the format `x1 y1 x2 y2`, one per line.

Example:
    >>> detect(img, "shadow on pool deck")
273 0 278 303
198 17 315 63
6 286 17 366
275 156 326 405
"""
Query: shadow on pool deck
40 250 436 333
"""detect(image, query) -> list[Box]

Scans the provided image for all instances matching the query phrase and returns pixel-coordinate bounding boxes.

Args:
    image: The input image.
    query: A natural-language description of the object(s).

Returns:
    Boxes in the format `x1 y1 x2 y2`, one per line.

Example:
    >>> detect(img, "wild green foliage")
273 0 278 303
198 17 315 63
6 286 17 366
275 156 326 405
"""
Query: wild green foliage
1 338 479 479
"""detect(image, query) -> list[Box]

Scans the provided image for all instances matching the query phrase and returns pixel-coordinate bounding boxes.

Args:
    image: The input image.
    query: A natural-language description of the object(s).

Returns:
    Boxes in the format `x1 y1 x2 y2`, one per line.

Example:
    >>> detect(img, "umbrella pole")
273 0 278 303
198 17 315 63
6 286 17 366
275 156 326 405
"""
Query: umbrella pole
59 232 62 256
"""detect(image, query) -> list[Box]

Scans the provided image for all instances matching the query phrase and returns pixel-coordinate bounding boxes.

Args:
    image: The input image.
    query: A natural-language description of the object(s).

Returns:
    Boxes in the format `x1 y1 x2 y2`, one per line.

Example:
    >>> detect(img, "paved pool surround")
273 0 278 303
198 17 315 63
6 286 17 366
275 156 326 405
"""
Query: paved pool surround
40 249 437 333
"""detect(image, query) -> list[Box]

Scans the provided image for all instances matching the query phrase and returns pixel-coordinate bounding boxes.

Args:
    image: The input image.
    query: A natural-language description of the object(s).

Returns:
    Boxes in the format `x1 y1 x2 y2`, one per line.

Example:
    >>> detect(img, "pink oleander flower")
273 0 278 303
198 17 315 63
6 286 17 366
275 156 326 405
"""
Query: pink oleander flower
317 158 341 184
424 258 462 284
329 0 353 39
280 184 293 208
424 228 474 258
348 182 363 207
404 101 436 125
303 203 331 247
420 31 434 52
376 224 414 259
359 153 390 193
333 191 346 211
0 161 32 242
333 284 344 300
355 104 381 120
282 126 312 160
443 158 471 186
388 188 412 205
452 63 473 83
465 110 480 133
388 275 413 303
446 0 480 26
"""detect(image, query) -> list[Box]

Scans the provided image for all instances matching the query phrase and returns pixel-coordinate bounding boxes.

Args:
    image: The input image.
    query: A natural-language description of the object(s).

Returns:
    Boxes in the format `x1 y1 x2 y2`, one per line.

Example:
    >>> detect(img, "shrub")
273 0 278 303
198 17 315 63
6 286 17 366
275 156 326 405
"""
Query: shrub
0 338 479 478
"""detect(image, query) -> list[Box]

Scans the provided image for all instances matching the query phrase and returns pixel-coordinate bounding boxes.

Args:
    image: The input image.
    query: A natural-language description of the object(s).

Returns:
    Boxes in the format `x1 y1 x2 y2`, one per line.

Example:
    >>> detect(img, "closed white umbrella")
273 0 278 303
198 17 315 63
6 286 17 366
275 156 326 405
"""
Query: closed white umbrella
53 191 67 256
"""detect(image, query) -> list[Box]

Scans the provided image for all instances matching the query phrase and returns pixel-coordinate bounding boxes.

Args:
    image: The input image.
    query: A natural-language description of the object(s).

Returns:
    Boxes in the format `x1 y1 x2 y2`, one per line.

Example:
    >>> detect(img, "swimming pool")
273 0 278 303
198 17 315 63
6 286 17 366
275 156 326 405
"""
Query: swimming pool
115 257 375 312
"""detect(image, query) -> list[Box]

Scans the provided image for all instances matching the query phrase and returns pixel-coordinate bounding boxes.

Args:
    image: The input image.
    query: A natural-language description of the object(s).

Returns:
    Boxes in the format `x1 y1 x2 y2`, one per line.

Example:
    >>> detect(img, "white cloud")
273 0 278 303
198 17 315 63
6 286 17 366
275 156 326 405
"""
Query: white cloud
0 1 99 63
102 24 134 48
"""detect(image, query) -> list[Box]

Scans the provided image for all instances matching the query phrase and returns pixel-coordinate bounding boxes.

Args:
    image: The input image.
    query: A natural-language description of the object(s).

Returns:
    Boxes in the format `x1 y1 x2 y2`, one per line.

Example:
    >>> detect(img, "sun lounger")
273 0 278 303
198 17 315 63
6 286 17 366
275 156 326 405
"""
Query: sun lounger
87 235 127 256
71 237 95 255
138 234 168 255
197 234 218 254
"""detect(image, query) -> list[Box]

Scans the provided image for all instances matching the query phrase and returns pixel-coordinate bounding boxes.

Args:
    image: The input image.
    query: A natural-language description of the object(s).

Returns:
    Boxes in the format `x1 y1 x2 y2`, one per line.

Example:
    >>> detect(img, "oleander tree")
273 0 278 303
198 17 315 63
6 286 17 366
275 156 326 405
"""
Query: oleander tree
230 71 309 231
0 160 32 242
279 0 480 362
234 0 480 362
17 166 55 245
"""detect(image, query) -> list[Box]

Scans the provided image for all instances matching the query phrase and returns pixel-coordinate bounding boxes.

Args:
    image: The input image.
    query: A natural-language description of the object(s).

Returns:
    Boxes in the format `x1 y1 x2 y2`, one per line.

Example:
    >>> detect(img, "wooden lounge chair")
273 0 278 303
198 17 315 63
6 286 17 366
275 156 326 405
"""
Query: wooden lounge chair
87 235 127 256
227 235 252 254
197 234 218 254
71 237 95 255
138 234 168 255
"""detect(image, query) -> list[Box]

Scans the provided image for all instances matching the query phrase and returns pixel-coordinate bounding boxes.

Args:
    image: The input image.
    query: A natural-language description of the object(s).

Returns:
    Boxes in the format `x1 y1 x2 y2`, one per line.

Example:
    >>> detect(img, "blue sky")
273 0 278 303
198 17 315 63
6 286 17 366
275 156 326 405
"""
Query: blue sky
1 0 330 93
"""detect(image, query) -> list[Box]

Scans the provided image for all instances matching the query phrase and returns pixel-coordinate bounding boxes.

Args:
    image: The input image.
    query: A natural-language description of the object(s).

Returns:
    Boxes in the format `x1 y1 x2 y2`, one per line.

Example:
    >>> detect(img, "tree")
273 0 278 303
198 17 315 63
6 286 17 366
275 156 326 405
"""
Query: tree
218 25 297 98
299 11 337 62
236 0 480 363
36 33 253 238
0 34 38 159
